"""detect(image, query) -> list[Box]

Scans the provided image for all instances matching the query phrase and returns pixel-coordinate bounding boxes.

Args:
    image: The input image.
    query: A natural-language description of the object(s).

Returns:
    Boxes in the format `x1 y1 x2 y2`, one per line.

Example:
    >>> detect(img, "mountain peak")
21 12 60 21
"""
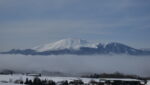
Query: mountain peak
32 38 98 52
57 38 88 45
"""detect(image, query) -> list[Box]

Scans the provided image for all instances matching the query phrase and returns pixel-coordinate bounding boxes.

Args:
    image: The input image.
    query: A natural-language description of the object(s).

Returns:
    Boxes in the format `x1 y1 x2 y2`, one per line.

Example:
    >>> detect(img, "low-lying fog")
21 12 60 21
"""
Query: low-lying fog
0 54 150 77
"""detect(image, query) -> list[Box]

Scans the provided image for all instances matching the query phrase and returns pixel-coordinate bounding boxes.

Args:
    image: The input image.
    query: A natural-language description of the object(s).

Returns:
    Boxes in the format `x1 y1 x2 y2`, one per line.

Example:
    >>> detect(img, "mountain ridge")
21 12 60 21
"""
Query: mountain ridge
1 38 150 55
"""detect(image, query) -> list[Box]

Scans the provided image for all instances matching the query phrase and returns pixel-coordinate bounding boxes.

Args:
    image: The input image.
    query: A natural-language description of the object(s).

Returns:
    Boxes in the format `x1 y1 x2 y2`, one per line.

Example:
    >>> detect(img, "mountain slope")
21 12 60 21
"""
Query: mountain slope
32 38 98 52
1 38 150 55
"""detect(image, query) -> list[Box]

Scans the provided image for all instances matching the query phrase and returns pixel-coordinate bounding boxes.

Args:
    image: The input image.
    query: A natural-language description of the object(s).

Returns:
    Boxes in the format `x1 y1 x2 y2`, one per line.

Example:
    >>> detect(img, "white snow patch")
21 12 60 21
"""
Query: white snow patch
147 80 150 85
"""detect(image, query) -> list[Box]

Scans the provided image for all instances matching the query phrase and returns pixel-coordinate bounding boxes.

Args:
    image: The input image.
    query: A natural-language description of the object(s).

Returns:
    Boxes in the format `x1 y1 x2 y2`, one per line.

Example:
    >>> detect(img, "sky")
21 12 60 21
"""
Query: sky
0 0 150 51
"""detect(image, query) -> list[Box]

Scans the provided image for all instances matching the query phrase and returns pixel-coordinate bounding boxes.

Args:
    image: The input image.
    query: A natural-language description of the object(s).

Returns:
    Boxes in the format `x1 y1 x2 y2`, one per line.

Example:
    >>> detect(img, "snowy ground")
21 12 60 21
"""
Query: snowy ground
0 74 149 85
0 74 99 85
147 81 150 85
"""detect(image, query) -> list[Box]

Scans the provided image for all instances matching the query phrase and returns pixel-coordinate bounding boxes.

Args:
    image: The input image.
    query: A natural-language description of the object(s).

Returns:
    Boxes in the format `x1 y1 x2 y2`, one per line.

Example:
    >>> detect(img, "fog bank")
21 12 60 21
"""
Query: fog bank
0 54 150 77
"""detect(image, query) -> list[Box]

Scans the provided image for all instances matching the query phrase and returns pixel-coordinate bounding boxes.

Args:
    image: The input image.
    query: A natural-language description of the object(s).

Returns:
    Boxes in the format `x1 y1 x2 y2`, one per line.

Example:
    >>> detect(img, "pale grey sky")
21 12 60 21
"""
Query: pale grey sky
0 0 150 51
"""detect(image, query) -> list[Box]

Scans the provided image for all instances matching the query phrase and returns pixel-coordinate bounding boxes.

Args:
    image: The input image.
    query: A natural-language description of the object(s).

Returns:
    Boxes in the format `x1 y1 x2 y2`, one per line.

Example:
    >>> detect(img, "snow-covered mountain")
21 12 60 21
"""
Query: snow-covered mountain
1 38 150 55
32 38 98 52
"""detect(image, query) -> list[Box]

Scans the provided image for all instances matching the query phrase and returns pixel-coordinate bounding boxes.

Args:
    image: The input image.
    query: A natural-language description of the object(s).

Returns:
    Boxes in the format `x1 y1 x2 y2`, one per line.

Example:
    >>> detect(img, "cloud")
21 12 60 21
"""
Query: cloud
0 54 150 77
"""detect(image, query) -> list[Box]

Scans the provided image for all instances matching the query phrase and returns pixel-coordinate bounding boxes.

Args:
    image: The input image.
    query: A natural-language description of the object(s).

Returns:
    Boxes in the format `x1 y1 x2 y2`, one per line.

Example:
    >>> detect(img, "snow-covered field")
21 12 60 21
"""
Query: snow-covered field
0 74 98 82
0 74 99 85
0 74 149 85
147 81 150 85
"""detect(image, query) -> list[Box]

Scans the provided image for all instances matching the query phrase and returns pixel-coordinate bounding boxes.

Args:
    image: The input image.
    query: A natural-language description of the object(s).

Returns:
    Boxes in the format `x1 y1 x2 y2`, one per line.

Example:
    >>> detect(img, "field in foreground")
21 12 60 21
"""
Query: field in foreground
0 74 149 85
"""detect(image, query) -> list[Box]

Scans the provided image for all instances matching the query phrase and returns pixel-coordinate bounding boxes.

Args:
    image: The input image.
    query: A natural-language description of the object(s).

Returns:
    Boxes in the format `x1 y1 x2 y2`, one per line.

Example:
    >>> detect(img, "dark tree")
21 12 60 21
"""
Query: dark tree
33 77 42 85
47 80 56 85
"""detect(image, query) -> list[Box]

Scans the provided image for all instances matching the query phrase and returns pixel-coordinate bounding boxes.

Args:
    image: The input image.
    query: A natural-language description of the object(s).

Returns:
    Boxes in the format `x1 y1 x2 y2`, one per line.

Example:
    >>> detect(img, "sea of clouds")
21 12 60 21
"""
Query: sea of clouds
0 54 150 77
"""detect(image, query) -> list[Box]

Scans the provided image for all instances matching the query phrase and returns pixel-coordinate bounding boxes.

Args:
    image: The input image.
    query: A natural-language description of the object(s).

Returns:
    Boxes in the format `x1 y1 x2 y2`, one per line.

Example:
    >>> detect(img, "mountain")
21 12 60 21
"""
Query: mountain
1 38 150 55
32 38 98 52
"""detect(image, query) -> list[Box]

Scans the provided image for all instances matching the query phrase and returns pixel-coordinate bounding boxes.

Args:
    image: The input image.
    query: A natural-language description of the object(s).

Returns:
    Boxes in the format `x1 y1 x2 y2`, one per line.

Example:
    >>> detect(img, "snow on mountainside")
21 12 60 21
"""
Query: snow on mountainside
32 38 99 52
1 38 150 55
